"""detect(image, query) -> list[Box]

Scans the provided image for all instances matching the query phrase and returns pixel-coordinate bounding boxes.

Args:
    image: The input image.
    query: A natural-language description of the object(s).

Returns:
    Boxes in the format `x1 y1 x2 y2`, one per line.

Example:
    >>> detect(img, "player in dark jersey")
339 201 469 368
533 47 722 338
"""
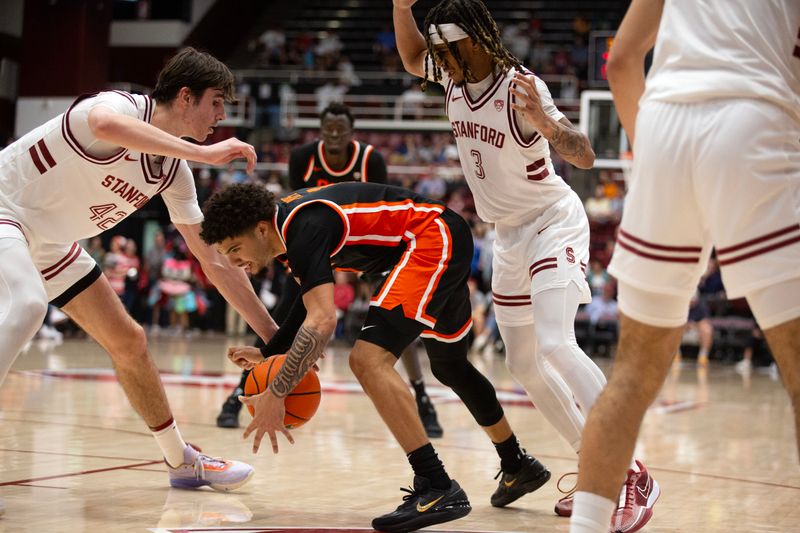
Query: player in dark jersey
201 182 551 532
215 103 443 437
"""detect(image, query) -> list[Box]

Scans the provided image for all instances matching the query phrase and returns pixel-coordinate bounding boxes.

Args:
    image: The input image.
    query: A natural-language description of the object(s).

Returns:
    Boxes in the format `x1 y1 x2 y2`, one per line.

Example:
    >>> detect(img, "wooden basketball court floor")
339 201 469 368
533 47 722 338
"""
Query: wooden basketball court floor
1 334 798 532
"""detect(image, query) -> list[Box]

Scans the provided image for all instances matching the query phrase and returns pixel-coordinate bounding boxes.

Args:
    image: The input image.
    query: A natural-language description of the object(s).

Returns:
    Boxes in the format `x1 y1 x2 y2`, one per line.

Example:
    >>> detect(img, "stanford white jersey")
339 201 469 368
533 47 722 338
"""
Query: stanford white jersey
0 91 203 244
433 66 571 224
644 0 800 122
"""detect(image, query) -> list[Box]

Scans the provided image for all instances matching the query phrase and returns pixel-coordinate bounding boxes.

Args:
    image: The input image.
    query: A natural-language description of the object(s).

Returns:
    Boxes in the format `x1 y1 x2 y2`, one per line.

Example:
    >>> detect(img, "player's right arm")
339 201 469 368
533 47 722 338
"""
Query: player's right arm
606 0 664 146
393 0 427 77
87 106 256 172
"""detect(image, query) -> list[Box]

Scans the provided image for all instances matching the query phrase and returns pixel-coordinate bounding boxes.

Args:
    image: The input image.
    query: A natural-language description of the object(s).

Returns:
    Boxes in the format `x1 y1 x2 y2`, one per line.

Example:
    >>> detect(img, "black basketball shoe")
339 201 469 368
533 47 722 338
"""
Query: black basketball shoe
215 388 243 429
417 394 443 439
372 477 471 533
490 453 551 507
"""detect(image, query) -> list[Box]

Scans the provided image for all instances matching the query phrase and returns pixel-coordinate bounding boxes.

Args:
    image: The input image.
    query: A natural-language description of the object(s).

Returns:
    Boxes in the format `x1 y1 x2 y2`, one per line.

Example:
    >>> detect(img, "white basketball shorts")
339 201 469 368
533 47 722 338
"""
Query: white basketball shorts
491 190 592 326
0 205 99 306
609 99 800 323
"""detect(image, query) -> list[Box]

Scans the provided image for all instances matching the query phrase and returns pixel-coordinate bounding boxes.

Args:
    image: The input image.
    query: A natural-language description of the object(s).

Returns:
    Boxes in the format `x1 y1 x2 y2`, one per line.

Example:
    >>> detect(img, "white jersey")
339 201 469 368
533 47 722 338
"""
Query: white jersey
643 0 800 123
0 91 203 244
434 66 571 225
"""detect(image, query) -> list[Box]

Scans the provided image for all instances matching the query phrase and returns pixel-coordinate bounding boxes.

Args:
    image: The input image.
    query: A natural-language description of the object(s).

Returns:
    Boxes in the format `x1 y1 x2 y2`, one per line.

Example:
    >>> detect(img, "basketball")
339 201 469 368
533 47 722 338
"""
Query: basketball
243 354 321 429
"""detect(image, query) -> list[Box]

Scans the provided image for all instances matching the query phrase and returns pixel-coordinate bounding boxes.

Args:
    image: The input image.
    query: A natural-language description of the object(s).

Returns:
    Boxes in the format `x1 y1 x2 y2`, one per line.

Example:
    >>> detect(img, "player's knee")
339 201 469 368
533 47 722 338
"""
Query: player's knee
7 289 48 338
107 321 147 360
609 372 659 408
348 348 375 380
504 349 535 378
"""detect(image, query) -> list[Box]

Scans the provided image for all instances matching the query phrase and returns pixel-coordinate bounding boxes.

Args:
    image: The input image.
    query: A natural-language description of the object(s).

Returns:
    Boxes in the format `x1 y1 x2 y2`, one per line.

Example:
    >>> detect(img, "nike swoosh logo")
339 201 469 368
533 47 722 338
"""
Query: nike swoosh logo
503 478 517 488
452 96 463 101
361 324 377 331
124 153 138 162
416 495 444 513
636 476 651 500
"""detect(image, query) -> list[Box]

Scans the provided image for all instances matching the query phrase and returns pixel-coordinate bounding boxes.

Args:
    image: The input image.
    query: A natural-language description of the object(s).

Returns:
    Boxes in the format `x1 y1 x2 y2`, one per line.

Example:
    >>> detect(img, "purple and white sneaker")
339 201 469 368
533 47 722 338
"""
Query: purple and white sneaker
168 445 254 492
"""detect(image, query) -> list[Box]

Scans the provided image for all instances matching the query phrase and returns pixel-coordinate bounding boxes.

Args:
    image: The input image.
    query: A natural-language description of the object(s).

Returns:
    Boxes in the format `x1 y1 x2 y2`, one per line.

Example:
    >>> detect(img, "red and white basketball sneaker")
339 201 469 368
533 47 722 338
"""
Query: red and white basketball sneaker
554 471 578 517
611 461 660 532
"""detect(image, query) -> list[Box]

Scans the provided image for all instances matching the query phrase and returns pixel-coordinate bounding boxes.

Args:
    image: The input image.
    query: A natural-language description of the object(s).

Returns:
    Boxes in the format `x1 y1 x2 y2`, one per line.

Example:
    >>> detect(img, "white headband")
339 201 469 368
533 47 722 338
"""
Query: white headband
427 23 469 45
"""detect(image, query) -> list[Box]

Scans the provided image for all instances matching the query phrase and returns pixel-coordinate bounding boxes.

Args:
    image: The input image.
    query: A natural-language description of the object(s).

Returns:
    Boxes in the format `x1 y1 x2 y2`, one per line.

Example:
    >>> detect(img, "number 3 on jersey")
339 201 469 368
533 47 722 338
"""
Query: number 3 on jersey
470 149 486 179
89 203 127 230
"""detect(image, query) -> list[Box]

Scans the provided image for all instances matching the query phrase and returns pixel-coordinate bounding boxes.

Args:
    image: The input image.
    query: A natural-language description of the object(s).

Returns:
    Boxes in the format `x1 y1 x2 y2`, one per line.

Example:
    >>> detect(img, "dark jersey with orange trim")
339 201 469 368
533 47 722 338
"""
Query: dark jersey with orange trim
288 140 387 190
275 182 446 292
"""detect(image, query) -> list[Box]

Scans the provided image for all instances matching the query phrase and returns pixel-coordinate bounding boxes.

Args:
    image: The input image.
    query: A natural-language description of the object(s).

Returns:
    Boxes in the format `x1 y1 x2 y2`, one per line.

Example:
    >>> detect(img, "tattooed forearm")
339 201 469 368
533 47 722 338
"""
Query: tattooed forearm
269 325 325 398
549 123 586 157
547 122 594 168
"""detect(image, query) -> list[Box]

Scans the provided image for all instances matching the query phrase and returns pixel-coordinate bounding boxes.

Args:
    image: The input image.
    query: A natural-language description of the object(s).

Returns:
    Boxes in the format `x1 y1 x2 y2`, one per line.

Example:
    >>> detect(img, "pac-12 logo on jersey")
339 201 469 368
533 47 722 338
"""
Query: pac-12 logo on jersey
494 99 504 112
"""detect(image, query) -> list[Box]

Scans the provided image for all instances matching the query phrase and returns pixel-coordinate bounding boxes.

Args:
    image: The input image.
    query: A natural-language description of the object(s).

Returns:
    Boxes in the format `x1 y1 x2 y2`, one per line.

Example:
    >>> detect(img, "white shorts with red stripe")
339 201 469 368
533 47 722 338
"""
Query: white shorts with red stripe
0 206 96 303
491 190 591 327
609 99 800 305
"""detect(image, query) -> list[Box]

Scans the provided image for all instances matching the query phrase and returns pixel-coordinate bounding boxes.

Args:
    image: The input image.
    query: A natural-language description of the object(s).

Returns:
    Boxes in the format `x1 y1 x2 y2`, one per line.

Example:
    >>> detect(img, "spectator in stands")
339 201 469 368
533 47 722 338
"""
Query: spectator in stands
584 184 615 222
314 75 350 113
583 282 619 357
121 239 141 316
104 235 130 299
586 258 610 297
257 24 287 66
585 281 618 325
87 236 106 266
396 84 428 120
374 23 397 58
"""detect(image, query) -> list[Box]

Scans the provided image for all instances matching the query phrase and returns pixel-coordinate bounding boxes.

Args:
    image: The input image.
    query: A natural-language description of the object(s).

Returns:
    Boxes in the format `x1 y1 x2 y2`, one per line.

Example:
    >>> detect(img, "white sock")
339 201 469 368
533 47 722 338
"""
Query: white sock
151 419 188 467
570 491 616 533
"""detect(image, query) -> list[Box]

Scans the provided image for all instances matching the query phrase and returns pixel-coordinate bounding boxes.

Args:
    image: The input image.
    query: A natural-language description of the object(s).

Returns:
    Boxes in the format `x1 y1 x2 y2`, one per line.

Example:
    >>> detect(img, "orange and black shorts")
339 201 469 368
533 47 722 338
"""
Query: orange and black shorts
358 209 474 356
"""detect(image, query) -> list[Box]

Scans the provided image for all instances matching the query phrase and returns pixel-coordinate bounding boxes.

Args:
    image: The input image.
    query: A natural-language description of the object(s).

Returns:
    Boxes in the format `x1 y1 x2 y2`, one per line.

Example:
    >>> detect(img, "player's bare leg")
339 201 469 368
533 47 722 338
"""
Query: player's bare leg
350 340 430 451
763 317 800 462
63 275 254 491
63 276 174 427
573 314 681 531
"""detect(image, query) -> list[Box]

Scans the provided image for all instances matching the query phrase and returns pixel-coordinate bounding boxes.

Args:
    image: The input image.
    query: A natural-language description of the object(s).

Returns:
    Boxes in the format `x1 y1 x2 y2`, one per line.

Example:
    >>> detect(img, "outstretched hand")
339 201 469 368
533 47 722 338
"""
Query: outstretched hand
200 138 257 173
239 389 294 454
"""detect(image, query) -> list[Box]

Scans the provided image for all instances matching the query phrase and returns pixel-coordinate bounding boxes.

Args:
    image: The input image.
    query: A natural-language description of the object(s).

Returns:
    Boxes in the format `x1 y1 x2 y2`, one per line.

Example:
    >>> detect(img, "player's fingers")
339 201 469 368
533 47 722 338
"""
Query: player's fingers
281 427 295 445
268 431 279 454
245 145 257 174
253 428 266 454
242 417 256 439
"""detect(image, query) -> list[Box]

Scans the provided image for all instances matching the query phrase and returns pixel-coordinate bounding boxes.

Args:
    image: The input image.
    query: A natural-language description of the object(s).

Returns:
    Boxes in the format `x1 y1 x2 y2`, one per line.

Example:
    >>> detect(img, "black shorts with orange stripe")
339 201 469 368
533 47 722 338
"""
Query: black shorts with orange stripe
358 209 474 356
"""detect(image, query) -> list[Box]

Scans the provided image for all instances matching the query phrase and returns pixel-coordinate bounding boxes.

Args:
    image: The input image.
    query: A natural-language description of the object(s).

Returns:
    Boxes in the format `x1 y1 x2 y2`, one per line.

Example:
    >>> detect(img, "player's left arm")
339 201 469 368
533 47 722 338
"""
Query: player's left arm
510 74 595 169
176 221 279 343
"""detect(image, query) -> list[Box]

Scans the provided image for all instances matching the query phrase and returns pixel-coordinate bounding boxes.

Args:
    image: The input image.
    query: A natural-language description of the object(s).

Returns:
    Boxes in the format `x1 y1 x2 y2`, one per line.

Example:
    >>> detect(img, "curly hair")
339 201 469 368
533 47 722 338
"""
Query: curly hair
200 184 276 245
422 0 521 90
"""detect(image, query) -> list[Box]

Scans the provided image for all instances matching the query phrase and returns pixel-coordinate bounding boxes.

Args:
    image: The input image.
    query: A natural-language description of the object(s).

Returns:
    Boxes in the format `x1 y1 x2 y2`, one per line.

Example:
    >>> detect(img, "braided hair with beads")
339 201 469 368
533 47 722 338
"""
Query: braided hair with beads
422 0 522 90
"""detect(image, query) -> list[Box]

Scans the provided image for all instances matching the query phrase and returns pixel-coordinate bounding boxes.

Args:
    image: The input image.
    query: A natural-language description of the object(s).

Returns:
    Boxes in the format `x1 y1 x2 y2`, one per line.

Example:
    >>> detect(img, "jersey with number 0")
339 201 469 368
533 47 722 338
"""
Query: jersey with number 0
434 66 570 225
0 91 203 244
644 0 800 122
